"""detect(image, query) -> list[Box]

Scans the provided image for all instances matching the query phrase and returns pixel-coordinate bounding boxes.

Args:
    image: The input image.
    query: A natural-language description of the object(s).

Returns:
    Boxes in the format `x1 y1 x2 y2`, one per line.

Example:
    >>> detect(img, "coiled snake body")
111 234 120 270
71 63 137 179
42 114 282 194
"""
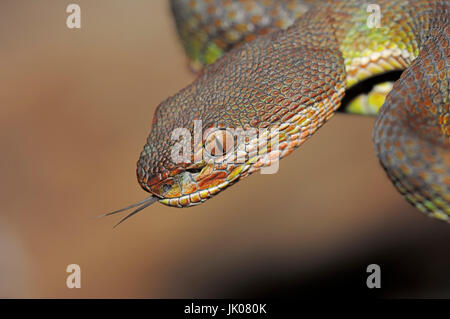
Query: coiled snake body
106 0 449 226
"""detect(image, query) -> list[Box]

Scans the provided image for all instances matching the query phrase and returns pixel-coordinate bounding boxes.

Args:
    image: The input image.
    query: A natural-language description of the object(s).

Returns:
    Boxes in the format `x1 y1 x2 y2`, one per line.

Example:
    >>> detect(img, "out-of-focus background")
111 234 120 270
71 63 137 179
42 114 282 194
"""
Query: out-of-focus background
0 0 449 298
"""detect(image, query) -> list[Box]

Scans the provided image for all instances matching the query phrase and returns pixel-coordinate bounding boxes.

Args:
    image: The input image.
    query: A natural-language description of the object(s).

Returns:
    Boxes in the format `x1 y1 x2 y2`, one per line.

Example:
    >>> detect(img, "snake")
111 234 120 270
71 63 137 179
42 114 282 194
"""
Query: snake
104 0 449 227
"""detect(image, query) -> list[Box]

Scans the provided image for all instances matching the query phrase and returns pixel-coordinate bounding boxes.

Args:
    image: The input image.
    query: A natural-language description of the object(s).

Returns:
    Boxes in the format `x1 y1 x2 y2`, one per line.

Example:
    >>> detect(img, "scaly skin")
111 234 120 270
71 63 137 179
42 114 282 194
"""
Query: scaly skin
130 0 449 223
170 0 312 70
170 0 394 114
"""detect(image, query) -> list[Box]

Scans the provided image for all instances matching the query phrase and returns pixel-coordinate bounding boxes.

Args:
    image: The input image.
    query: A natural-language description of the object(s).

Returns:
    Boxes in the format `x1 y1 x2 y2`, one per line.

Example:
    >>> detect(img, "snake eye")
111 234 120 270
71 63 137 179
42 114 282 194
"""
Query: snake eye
204 128 235 158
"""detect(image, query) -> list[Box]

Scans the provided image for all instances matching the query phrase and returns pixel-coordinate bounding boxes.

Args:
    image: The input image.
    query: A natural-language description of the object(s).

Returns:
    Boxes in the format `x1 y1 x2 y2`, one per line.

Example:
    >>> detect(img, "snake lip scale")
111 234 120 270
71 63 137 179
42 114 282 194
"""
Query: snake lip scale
104 0 449 226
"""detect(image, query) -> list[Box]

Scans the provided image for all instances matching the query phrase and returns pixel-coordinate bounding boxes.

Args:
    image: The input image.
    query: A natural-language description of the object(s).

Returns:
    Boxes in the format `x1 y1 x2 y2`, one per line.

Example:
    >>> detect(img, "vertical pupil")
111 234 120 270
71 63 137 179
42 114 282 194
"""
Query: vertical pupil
205 129 234 157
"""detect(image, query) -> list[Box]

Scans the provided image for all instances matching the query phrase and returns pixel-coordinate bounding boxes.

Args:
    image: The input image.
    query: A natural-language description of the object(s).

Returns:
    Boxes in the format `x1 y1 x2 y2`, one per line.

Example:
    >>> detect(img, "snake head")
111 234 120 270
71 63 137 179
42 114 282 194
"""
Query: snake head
136 84 256 207
101 84 255 226
135 16 345 207
105 14 346 226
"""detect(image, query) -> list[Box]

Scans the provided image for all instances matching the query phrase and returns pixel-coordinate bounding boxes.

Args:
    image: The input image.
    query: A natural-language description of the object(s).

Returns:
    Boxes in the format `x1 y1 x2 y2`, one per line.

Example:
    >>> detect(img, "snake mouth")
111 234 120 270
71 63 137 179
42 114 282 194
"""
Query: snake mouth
144 162 246 207
158 178 227 207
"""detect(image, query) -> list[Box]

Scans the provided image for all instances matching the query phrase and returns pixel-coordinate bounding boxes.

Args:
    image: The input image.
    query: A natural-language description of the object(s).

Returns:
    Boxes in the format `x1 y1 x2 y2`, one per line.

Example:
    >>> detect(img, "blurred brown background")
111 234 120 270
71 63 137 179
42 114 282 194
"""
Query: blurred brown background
0 0 449 298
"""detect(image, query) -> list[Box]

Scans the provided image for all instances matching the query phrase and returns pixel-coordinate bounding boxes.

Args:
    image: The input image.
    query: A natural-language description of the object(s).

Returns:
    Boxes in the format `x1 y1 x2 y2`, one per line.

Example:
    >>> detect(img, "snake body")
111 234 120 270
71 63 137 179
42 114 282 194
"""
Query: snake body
108 0 449 225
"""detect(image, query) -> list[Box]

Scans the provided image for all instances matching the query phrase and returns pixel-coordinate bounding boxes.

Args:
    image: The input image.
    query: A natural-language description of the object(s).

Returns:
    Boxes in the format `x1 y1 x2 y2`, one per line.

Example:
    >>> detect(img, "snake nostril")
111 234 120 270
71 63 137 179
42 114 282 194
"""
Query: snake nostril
185 167 203 174
161 184 172 194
